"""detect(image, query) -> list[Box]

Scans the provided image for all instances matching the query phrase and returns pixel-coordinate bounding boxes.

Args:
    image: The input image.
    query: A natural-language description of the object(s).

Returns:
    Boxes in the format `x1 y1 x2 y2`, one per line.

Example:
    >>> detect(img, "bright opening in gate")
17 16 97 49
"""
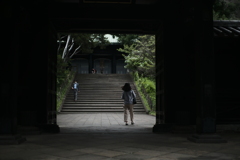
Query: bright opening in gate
56 33 156 129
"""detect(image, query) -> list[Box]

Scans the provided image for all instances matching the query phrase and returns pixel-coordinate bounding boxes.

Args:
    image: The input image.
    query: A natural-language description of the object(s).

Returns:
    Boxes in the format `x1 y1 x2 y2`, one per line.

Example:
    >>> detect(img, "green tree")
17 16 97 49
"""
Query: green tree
118 35 155 79
117 35 156 114
213 0 240 20
112 34 139 45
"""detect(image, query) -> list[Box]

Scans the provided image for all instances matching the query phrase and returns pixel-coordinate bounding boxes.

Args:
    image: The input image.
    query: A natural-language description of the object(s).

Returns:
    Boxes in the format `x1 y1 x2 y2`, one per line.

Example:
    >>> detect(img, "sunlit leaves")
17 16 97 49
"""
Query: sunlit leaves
118 35 155 79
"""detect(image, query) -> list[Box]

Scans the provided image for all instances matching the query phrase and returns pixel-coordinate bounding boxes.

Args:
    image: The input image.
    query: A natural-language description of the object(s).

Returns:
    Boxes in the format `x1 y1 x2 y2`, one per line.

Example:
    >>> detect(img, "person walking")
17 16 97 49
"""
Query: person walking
72 80 80 101
121 83 136 125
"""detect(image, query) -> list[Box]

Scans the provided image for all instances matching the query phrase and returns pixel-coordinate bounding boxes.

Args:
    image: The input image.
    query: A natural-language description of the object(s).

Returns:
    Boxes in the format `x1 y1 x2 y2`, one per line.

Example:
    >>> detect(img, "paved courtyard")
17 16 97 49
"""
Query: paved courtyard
57 112 156 133
0 113 240 160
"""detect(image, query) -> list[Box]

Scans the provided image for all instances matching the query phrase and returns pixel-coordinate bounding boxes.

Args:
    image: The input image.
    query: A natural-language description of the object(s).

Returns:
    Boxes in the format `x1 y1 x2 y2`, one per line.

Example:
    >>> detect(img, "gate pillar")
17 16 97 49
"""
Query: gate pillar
187 0 226 143
0 2 26 144
1 2 60 138
153 21 193 131
153 1 196 132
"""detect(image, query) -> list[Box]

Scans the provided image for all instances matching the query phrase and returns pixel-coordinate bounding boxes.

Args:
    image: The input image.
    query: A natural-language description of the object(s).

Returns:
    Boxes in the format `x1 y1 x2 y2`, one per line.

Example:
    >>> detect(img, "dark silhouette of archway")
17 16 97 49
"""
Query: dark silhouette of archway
2 0 239 144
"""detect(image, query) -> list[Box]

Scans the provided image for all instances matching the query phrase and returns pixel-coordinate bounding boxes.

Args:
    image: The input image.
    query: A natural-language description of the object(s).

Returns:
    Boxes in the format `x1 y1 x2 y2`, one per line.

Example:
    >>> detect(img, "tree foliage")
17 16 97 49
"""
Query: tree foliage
117 34 156 114
117 35 155 79
56 33 111 84
113 34 139 45
58 33 110 58
213 0 240 20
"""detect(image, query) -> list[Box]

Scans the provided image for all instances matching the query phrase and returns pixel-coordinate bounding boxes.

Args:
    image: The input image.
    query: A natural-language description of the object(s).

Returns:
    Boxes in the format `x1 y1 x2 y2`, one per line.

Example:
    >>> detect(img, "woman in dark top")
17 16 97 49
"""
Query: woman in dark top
121 83 136 125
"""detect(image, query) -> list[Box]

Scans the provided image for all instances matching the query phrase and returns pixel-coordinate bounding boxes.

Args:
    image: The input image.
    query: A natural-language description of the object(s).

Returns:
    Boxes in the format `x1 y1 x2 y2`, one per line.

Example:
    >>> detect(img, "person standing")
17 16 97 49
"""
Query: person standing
121 83 136 125
92 68 95 74
72 80 79 101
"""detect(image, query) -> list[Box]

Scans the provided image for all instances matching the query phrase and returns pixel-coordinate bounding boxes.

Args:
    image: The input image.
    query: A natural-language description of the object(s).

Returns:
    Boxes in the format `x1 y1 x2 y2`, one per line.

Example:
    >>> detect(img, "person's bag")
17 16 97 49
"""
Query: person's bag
132 90 137 104
133 98 137 104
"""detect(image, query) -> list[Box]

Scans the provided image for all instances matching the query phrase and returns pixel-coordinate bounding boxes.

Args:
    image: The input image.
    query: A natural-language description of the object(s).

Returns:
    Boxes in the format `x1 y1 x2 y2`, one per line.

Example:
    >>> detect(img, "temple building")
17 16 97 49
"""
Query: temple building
70 40 128 74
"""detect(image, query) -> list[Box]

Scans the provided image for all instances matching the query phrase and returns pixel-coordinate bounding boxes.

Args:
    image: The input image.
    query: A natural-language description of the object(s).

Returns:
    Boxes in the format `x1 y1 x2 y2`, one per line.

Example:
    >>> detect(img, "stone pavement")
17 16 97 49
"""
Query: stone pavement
0 113 240 160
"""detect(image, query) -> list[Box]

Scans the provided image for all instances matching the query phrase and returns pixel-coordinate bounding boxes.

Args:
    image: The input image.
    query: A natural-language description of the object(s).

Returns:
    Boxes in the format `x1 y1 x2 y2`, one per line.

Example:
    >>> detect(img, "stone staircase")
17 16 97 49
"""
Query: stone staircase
60 74 146 113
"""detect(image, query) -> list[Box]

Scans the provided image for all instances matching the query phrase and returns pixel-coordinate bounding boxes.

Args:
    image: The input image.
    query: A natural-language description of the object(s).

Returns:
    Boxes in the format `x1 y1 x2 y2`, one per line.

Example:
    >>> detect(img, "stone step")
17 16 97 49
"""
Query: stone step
75 74 131 77
67 91 134 93
66 94 127 97
63 100 142 103
67 94 134 96
63 102 142 105
64 99 141 101
76 80 132 83
72 87 135 89
63 105 143 107
66 93 129 95
61 74 146 113
63 103 143 108
68 92 129 94
65 97 138 100
64 98 140 101
67 90 136 92
63 100 141 102
74 84 130 85
65 96 137 99
62 102 142 105
78 79 131 80
74 84 132 86
67 94 135 96
62 105 143 108
76 85 133 87
61 109 146 112
76 80 132 82
62 102 143 107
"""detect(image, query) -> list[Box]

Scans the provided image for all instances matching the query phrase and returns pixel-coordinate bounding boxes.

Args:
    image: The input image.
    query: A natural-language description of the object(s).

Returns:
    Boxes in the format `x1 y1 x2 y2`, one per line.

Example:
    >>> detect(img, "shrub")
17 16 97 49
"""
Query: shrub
131 71 156 115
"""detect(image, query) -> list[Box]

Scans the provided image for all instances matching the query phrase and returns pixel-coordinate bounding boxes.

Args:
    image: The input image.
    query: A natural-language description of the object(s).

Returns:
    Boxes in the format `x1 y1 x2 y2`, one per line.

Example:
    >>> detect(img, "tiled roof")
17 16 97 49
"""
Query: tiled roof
213 20 240 37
